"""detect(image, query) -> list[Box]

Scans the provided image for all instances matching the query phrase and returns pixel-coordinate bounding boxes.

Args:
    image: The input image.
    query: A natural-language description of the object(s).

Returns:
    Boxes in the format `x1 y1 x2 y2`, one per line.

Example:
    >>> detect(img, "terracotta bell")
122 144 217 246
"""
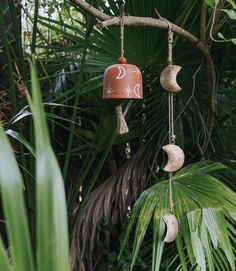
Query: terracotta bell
103 57 143 100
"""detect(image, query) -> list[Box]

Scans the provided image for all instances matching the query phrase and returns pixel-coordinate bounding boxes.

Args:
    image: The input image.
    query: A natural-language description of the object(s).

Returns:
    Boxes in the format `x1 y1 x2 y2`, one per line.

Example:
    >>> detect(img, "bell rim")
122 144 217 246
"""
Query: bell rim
102 96 143 100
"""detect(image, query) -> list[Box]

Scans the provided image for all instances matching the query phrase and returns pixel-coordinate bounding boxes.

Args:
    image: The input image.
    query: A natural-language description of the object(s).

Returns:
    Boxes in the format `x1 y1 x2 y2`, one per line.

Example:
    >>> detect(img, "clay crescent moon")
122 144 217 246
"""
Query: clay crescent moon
133 84 141 98
116 66 126 80
162 213 179 243
162 144 185 172
160 65 182 92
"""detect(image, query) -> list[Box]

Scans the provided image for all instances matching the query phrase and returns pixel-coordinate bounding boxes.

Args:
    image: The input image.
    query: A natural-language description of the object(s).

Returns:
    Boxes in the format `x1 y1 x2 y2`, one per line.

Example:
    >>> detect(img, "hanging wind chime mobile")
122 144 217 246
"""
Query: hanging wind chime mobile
160 22 185 243
103 4 143 134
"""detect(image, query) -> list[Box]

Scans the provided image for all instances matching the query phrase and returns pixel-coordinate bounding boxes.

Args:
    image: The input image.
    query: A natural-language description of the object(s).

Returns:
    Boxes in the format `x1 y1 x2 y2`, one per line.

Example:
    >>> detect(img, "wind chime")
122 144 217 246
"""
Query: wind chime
103 4 143 134
160 22 185 243
102 4 183 243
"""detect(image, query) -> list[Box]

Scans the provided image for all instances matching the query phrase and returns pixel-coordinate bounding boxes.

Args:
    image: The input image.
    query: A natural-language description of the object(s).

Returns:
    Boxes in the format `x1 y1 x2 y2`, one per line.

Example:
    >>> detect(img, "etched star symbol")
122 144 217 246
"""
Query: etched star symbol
106 85 114 96
123 84 133 97
133 68 141 78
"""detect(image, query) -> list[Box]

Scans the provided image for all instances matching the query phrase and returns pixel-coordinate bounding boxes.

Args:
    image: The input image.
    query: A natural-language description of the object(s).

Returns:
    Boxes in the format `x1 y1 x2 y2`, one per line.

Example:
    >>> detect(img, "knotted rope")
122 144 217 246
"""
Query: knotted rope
116 3 129 135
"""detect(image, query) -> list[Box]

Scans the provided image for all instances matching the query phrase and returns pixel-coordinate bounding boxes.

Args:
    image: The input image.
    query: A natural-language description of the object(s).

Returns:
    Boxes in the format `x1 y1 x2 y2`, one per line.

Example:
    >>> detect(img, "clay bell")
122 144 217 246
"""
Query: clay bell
103 57 143 100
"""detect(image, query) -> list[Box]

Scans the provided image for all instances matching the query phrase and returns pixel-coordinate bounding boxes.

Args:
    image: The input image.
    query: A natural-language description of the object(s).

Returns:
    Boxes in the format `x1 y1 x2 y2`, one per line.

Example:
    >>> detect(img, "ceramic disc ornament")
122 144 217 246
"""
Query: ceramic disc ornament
103 57 143 100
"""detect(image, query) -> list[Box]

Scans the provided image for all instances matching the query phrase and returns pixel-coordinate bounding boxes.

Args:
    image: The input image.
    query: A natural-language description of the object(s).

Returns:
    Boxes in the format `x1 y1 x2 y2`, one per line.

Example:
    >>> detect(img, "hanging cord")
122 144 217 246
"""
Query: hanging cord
155 11 175 212
116 3 129 135
120 3 125 58
166 22 175 214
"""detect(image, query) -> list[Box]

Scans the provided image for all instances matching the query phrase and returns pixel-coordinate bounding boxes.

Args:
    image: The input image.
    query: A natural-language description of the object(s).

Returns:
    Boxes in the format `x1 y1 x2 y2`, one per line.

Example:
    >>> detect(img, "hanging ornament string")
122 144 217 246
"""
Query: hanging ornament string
115 3 129 135
158 14 183 243
166 21 175 213
120 3 125 58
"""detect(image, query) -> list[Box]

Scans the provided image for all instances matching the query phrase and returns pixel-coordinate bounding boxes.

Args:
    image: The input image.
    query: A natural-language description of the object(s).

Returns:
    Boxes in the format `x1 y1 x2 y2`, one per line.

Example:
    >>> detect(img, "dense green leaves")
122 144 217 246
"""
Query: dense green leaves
0 61 70 271
0 0 236 270
28 61 70 271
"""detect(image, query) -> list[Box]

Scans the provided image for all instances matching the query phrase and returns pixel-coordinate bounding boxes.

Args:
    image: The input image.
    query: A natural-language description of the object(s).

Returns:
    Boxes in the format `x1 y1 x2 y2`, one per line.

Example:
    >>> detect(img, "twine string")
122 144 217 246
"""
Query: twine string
166 22 175 214
116 3 129 135
120 3 125 58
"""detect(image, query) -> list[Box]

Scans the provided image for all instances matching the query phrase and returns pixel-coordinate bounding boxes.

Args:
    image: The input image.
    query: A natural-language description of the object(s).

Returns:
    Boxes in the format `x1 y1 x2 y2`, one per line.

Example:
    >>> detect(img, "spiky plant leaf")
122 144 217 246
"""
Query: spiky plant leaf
0 122 34 271
28 60 70 271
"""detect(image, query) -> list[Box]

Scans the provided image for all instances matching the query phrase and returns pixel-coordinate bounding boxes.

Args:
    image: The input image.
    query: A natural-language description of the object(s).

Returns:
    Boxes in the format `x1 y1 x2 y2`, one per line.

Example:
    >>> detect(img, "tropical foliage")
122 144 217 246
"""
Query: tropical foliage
0 62 70 271
0 0 236 271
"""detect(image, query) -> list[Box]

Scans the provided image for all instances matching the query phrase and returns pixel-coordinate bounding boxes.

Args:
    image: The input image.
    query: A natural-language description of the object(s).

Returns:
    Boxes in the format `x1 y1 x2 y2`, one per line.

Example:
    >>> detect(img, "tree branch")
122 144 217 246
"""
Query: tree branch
73 0 111 21
73 0 217 115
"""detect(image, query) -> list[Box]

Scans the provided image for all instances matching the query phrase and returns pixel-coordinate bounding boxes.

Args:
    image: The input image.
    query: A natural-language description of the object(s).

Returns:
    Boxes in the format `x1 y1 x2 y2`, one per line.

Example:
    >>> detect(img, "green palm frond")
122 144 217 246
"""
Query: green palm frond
120 161 236 271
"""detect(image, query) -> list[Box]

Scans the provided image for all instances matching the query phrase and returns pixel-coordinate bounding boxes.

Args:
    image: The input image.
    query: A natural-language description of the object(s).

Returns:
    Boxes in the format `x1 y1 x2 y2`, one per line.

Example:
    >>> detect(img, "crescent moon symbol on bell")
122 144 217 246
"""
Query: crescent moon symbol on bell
116 66 126 80
133 84 141 98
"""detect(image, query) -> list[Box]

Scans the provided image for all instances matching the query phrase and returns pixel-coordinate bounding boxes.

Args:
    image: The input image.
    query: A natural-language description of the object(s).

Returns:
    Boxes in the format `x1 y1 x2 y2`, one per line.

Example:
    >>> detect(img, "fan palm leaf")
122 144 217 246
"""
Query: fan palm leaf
120 161 236 271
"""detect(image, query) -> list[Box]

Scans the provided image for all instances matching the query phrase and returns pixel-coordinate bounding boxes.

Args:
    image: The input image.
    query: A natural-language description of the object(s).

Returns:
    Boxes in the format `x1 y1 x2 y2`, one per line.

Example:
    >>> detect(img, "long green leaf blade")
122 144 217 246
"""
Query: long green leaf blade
0 124 34 271
28 60 70 271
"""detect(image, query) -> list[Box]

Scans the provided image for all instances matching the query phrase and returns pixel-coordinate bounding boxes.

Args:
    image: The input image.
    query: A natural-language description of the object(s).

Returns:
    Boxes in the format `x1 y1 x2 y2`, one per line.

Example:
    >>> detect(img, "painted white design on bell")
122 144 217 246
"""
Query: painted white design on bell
116 66 126 80
106 85 114 96
123 84 133 97
133 84 141 98
133 68 141 78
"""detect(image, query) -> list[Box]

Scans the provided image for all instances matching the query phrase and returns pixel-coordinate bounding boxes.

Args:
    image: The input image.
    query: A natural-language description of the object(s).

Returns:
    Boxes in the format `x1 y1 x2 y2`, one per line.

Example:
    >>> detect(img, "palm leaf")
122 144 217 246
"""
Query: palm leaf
120 161 236 270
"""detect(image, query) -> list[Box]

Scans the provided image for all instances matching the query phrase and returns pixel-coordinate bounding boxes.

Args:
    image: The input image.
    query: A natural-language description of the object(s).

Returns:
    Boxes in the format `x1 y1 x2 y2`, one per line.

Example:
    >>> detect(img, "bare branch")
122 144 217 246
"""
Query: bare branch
73 0 111 21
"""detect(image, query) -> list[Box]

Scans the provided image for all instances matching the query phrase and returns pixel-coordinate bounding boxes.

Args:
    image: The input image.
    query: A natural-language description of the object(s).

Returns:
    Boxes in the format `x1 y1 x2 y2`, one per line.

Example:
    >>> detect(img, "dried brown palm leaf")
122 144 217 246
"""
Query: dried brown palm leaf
0 88 11 124
71 144 159 271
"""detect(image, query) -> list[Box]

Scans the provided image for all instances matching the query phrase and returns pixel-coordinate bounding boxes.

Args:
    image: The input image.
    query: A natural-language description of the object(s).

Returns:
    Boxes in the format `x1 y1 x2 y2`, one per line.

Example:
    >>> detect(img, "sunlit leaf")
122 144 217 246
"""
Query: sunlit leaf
221 9 236 20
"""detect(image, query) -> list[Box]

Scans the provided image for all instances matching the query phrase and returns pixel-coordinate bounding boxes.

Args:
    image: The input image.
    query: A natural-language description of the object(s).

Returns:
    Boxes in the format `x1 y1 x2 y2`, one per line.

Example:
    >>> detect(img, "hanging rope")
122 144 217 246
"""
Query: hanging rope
116 3 129 135
120 3 125 58
166 22 175 214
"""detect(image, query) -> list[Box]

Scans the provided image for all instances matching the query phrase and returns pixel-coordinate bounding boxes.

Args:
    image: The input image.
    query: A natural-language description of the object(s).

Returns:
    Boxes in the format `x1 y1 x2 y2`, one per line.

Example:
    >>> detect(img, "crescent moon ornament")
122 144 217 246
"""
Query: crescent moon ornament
162 144 185 172
116 66 126 80
160 65 182 93
162 213 179 243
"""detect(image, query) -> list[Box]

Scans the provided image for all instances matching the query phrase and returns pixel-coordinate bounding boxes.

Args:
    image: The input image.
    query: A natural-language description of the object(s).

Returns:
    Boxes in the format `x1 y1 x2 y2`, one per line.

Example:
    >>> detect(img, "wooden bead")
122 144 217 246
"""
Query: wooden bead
118 57 127 64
